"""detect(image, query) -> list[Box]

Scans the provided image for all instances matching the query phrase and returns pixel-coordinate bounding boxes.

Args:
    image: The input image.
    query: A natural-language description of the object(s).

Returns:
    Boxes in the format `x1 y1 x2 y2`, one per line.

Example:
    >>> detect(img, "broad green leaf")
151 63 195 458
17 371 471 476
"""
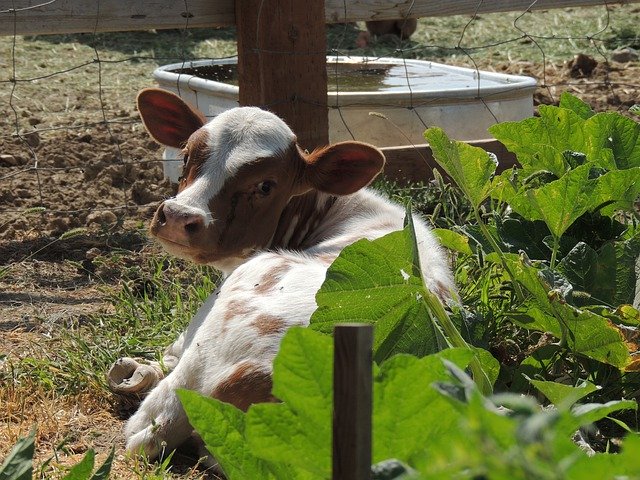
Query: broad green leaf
489 106 587 176
373 350 472 463
310 229 442 362
489 169 520 205
61 450 94 480
424 127 497 208
508 164 594 238
512 303 631 368
558 242 617 306
614 305 640 326
245 329 333 478
0 429 35 480
570 399 637 427
178 390 271 480
528 379 599 408
589 167 640 215
560 235 640 307
433 228 473 255
584 112 640 170
473 347 501 387
495 216 551 260
271 327 332 429
559 92 595 120
246 403 327 478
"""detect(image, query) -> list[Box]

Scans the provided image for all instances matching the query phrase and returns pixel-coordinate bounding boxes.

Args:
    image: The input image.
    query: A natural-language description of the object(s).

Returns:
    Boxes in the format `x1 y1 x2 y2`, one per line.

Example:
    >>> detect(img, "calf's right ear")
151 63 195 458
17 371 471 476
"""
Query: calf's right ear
303 141 385 195
137 88 206 148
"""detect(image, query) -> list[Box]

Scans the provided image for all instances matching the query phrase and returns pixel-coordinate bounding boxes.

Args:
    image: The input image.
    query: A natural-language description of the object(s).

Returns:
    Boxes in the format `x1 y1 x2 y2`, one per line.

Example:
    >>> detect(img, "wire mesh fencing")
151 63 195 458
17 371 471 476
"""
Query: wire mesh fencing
1 0 638 253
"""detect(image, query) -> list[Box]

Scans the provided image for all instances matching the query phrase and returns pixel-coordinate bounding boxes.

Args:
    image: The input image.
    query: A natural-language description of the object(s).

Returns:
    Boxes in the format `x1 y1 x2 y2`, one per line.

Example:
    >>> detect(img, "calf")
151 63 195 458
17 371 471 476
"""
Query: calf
108 88 455 458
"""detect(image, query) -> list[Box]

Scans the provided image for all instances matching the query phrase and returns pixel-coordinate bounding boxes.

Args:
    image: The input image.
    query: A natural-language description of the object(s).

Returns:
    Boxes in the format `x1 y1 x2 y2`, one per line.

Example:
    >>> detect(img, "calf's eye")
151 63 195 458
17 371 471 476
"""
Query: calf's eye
257 181 274 196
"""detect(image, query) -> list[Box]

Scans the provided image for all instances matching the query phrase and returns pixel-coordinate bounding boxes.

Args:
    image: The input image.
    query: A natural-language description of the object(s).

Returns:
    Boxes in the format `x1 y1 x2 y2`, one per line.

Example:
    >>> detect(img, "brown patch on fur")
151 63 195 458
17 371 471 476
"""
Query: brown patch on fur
178 128 211 191
212 362 276 411
223 300 252 324
271 191 337 250
252 314 287 336
254 262 291 294
433 280 452 304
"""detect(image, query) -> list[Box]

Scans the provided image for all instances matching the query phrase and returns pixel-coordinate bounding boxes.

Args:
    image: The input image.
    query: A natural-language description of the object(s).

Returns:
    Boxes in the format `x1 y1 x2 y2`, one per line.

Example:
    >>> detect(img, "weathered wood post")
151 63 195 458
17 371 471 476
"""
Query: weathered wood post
333 324 374 480
235 0 329 150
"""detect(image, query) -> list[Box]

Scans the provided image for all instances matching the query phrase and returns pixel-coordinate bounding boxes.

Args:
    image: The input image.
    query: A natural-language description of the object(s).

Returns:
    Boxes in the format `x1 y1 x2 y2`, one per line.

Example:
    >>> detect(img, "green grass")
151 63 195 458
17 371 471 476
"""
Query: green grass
1 254 218 396
327 4 639 65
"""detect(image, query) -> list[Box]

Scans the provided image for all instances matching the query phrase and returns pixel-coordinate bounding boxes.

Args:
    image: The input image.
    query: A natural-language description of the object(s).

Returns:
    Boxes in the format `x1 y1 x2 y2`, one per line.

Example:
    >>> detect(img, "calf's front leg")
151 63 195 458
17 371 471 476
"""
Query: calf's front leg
107 287 221 396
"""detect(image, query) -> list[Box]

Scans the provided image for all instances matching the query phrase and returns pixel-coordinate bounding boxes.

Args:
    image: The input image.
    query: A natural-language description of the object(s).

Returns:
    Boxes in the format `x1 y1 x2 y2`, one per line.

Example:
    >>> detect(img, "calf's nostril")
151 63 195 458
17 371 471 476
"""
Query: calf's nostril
184 219 202 235
157 207 167 225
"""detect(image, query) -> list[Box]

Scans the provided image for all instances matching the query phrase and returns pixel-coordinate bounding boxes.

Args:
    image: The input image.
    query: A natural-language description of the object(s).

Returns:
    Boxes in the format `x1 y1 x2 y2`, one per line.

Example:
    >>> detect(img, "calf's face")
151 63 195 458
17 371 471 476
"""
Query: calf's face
137 89 385 269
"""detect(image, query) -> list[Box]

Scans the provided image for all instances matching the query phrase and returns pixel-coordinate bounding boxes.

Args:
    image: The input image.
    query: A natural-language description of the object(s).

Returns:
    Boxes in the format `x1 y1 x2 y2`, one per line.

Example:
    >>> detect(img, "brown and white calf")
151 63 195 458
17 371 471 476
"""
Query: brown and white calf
108 88 455 458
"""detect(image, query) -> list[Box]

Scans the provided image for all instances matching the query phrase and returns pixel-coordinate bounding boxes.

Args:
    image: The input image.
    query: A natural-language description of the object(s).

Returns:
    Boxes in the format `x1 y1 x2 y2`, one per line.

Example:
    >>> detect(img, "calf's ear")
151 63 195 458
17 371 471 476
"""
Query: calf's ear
137 88 206 148
303 141 385 195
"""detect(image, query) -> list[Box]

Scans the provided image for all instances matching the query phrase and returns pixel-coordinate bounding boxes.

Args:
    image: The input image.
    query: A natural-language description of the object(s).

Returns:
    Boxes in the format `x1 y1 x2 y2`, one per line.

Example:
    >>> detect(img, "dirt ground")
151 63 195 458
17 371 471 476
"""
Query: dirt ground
0 16 639 478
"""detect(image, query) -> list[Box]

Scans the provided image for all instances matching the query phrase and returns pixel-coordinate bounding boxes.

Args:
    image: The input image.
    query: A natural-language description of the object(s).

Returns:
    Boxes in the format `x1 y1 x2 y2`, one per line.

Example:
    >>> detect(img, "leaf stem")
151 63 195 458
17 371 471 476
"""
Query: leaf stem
421 289 493 396
472 208 526 301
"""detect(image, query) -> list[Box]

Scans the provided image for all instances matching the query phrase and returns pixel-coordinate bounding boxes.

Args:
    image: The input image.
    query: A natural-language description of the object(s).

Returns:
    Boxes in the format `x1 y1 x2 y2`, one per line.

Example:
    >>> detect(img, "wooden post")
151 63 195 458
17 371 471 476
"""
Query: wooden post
333 324 373 480
235 0 329 150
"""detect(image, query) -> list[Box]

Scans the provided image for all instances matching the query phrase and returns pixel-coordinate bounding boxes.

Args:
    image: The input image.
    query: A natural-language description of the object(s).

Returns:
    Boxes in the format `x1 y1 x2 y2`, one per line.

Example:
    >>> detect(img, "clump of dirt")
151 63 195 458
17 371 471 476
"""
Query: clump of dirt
0 118 175 242
494 58 639 113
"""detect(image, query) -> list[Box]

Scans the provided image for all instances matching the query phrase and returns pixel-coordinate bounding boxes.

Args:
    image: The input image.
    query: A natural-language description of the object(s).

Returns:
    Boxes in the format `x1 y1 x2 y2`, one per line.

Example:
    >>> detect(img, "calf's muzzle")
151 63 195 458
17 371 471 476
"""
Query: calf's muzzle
152 201 206 245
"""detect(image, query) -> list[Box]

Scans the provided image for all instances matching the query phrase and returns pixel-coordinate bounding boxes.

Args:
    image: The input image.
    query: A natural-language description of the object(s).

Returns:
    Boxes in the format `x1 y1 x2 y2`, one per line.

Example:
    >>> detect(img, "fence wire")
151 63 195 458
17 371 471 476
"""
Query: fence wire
0 0 638 248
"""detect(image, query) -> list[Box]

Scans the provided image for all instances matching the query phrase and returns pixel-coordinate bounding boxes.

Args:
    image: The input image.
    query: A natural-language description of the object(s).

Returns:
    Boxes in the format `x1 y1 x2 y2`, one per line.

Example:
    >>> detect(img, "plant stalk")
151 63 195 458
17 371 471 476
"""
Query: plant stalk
472 208 526 301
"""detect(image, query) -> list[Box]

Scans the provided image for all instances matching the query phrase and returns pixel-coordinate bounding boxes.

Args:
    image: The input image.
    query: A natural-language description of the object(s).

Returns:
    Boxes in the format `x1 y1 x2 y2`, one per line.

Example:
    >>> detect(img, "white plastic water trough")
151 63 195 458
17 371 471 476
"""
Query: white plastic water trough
153 56 537 182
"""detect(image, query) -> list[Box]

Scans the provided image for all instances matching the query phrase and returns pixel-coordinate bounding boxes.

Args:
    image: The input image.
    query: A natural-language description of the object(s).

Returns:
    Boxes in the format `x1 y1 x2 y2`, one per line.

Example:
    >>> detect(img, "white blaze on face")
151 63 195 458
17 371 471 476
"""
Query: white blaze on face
167 107 296 226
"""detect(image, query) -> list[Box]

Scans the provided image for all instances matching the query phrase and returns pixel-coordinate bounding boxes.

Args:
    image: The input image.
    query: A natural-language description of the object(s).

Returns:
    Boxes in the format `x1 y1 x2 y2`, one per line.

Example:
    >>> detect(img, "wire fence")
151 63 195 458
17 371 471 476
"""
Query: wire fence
1 1 638 248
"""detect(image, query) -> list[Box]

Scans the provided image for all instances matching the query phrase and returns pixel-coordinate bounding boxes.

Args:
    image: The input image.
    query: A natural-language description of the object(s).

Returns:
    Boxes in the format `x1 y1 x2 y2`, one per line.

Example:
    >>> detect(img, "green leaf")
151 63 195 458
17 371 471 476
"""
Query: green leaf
495 216 551 260
310 229 442 362
271 327 333 429
513 303 631 368
424 127 497 208
433 228 473 255
90 447 114 480
489 106 587 177
558 242 617 306
0 429 35 480
559 235 640 307
177 390 271 480
583 112 640 170
572 399 638 421
559 92 595 120
508 164 594 238
528 379 599 408
246 403 327 478
61 450 94 480
245 329 333 478
567 400 638 432
373 350 472 463
473 347 501 387
588 167 640 215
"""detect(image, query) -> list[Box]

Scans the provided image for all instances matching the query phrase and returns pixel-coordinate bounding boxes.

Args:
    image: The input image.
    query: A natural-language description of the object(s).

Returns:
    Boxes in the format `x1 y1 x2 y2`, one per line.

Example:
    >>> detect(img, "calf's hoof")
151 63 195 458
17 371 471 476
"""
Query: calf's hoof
107 357 164 394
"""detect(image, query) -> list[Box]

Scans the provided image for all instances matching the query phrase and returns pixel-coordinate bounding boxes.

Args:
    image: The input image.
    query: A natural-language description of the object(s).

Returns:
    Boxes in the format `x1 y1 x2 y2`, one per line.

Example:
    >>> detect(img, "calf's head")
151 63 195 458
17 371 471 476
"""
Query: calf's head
137 88 385 270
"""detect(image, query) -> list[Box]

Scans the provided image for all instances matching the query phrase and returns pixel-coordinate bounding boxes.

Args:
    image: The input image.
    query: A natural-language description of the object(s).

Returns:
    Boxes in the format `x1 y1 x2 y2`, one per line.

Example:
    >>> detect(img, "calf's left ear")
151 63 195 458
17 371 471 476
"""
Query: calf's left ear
303 141 385 195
